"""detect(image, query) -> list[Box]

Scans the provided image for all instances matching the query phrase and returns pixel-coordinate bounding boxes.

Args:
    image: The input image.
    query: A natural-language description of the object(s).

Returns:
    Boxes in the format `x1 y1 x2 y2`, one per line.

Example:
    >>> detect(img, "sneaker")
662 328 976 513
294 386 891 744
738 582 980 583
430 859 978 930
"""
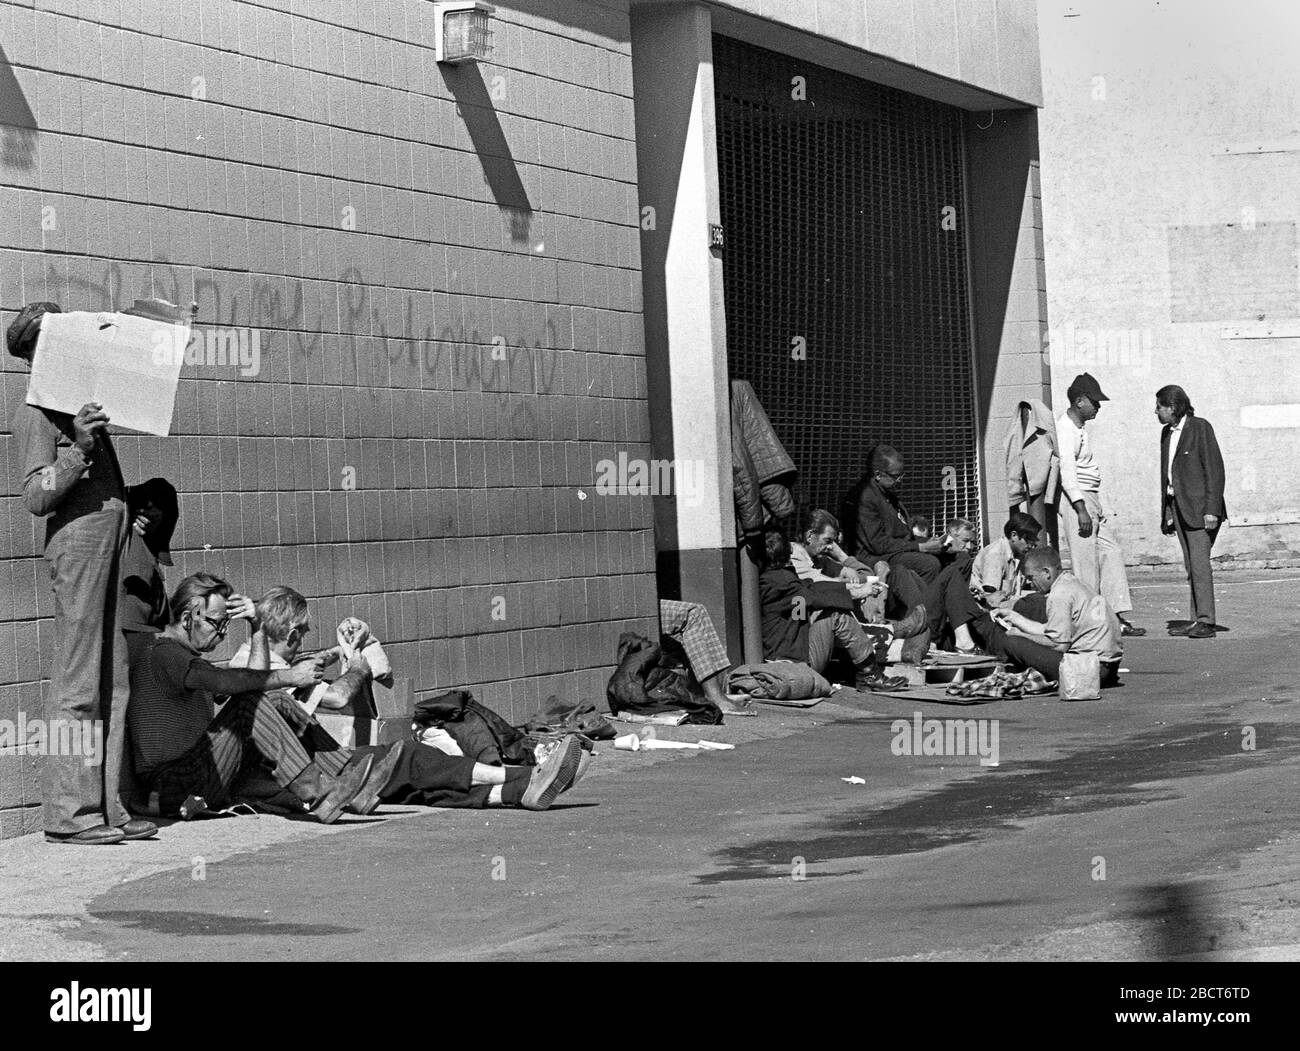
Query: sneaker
521 735 583 811
310 754 374 824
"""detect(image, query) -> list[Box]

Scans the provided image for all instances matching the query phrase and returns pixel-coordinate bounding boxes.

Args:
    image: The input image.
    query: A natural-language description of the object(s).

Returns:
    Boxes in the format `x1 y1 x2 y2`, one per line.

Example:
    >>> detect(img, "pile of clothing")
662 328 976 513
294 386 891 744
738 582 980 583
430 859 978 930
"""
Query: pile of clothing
606 632 723 725
945 667 1056 700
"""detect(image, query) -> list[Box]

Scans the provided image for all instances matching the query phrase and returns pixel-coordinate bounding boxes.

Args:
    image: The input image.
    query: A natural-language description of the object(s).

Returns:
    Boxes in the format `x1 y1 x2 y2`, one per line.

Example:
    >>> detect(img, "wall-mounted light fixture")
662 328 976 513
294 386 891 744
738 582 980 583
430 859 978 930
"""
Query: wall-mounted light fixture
434 2 495 64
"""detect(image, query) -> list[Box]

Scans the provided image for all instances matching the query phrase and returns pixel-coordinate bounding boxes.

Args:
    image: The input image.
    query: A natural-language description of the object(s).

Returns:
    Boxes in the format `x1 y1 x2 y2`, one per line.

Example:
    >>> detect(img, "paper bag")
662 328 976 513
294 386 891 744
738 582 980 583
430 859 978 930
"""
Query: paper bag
1059 651 1101 701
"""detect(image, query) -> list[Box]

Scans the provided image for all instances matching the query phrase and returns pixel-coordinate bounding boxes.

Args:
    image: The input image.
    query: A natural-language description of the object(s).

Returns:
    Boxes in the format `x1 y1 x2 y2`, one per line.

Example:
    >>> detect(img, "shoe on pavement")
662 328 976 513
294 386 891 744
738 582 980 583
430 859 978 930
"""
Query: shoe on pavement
45 824 125 846
310 754 374 824
1167 622 1194 636
345 744 405 815
1185 621 1215 639
1120 621 1147 637
120 819 158 840
521 735 583 811
856 667 909 692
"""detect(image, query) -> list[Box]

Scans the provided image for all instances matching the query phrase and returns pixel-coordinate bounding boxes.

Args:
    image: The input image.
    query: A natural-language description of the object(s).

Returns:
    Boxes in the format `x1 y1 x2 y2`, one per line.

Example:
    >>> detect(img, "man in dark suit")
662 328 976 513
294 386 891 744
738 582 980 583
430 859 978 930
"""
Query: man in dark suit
1156 385 1226 639
841 445 945 583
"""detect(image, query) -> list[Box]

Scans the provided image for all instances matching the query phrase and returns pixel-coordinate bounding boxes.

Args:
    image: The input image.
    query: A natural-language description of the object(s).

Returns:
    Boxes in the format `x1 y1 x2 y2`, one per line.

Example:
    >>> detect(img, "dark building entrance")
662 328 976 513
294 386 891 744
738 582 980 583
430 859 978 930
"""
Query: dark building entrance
714 33 982 536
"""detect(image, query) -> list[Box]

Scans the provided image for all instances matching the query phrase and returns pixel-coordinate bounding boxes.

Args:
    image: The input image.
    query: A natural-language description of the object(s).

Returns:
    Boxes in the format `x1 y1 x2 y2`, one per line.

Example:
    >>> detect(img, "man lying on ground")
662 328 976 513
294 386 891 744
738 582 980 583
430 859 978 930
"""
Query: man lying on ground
758 529 910 691
226 585 587 810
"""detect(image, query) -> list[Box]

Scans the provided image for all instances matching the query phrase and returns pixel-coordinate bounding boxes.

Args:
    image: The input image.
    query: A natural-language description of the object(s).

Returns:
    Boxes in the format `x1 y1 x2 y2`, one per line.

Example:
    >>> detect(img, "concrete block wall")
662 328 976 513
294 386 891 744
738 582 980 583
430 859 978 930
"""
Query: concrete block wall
0 0 656 836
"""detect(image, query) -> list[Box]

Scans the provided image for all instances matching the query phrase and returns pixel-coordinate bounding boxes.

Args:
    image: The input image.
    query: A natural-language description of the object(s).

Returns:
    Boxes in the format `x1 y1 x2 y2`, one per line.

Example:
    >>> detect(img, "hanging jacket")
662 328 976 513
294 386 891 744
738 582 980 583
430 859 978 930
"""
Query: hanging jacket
1004 399 1060 505
730 379 797 532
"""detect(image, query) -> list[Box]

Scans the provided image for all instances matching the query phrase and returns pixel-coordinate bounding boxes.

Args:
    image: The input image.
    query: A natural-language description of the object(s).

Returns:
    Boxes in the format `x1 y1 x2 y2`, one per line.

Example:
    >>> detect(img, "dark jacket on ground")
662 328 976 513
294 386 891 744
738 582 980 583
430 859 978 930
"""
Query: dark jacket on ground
1161 414 1227 525
843 476 918 562
758 565 856 662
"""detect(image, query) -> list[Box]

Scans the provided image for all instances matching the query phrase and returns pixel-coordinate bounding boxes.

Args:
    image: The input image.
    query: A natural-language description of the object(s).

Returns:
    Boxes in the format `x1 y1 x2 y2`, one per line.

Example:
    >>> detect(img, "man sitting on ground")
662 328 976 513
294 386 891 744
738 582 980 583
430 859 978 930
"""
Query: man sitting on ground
758 529 909 691
970 511 1042 610
842 445 946 583
127 576 581 819
791 508 927 649
226 585 586 810
659 599 754 716
988 546 1123 687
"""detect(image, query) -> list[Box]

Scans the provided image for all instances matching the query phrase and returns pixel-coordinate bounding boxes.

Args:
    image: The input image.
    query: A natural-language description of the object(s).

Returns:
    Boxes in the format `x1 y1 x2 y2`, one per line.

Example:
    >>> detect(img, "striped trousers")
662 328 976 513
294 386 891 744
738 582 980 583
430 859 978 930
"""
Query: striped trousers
141 691 349 814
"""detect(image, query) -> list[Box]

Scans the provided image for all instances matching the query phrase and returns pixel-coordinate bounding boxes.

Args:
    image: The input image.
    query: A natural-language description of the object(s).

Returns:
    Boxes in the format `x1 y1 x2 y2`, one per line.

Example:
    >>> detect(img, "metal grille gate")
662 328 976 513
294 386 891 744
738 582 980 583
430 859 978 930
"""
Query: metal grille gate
713 34 982 537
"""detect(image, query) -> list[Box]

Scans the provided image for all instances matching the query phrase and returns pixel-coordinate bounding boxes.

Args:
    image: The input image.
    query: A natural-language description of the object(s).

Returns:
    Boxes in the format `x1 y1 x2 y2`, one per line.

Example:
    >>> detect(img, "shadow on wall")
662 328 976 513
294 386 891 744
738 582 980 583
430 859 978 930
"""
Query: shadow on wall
438 61 534 243
0 44 38 170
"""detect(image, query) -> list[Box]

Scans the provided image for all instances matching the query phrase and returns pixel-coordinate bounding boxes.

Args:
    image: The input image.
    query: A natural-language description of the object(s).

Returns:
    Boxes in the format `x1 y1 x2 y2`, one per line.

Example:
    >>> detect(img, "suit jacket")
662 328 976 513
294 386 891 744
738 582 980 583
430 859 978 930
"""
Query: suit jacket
844 476 917 562
1160 414 1226 525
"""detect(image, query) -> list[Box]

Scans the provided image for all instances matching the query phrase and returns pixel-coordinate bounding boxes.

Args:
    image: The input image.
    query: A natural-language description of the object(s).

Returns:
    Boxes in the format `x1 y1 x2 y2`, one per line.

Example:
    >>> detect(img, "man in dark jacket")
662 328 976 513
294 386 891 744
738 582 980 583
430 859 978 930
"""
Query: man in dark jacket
1156 385 1226 638
842 445 946 583
758 530 908 692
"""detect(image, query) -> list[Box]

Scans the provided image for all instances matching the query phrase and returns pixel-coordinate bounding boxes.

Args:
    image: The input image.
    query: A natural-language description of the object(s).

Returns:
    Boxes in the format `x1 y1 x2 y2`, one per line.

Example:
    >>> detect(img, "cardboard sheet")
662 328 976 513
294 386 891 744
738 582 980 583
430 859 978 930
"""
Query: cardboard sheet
26 310 189 436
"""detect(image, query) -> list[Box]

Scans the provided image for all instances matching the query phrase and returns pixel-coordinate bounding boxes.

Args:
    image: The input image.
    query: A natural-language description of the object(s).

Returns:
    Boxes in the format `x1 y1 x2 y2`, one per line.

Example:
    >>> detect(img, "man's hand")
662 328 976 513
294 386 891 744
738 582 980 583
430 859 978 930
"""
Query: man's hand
226 594 257 623
918 537 945 554
1204 514 1220 530
132 512 150 536
1074 504 1094 538
71 402 109 455
286 655 326 688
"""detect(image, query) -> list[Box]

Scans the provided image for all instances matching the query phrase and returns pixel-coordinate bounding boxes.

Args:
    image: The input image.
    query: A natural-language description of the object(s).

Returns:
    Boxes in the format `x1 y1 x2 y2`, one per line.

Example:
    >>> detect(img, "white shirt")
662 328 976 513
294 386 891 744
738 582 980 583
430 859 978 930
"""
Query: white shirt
1056 412 1102 504
1166 415 1186 495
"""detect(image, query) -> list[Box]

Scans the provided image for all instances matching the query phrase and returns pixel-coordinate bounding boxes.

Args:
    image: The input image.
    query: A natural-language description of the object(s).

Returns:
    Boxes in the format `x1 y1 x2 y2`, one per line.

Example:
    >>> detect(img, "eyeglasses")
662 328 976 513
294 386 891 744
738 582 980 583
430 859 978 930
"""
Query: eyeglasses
880 469 904 481
199 613 231 637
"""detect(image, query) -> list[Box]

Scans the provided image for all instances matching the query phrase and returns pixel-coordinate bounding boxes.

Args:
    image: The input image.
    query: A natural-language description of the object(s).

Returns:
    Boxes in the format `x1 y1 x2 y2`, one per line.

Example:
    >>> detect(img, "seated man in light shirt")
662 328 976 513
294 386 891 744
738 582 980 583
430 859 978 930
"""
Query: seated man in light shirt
990 545 1122 687
791 507 927 635
970 511 1043 611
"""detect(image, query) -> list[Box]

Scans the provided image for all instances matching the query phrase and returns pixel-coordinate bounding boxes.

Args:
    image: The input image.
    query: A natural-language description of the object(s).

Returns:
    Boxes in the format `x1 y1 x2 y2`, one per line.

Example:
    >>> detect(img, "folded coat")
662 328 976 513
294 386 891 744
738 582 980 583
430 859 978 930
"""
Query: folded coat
728 661 832 700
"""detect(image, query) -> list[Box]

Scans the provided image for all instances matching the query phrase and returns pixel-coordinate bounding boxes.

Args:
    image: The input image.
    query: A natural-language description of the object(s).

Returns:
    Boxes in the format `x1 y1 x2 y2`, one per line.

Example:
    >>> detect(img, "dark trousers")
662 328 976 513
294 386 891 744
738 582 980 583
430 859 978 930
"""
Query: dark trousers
888 549 941 584
141 693 325 815
354 741 490 808
42 510 131 834
1171 502 1218 624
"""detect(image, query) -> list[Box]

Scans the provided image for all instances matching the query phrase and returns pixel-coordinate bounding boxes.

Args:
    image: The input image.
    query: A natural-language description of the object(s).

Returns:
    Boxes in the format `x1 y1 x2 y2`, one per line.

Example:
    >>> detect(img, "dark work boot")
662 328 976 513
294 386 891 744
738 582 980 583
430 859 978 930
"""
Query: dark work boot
286 756 375 824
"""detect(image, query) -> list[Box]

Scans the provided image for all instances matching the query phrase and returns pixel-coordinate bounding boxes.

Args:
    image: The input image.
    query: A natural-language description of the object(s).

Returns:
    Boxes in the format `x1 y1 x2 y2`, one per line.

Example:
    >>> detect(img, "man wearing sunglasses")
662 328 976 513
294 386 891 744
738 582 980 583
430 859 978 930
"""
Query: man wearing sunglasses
126 573 378 823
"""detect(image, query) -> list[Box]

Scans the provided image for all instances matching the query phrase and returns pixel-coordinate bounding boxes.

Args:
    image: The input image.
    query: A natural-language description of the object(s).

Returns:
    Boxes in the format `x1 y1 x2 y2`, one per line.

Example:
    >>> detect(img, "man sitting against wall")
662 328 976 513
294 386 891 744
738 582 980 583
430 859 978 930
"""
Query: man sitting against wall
791 507 928 653
227 585 587 810
841 445 946 583
758 529 909 692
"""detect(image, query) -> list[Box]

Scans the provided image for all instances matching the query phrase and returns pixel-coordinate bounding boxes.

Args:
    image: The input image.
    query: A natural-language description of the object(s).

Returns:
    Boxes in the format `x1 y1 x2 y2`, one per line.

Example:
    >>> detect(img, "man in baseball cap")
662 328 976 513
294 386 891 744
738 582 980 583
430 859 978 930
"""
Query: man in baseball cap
1056 372 1145 636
